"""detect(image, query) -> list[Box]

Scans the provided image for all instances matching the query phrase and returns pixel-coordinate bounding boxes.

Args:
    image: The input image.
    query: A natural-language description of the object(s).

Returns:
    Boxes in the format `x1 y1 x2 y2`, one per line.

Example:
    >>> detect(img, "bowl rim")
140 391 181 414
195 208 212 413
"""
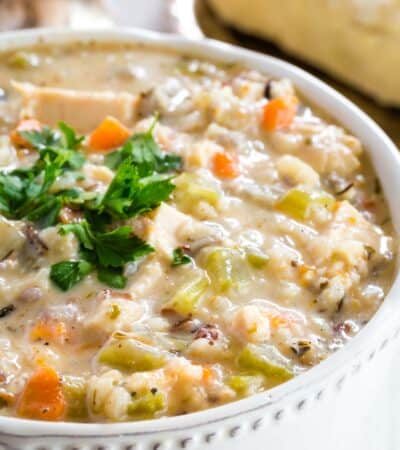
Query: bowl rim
0 26 399 438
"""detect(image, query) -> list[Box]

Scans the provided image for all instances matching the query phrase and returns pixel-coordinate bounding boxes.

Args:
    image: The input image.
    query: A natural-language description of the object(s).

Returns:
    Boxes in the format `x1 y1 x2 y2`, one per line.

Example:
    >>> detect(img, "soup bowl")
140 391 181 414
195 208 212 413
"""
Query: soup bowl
0 28 399 450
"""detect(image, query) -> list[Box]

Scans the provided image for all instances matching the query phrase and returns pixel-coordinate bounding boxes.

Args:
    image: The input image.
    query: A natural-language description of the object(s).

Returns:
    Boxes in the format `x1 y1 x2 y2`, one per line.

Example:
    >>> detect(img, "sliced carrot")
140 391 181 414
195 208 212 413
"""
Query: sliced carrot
88 116 130 151
17 367 65 421
262 96 298 132
30 320 67 344
212 151 239 179
10 119 42 148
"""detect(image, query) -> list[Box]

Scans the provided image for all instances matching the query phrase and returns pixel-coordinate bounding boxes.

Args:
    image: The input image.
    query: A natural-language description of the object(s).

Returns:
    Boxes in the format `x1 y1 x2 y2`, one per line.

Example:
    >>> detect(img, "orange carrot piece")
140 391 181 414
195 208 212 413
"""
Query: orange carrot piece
17 367 66 421
10 119 42 148
30 320 67 344
262 96 298 132
212 151 240 179
88 116 130 151
202 366 214 383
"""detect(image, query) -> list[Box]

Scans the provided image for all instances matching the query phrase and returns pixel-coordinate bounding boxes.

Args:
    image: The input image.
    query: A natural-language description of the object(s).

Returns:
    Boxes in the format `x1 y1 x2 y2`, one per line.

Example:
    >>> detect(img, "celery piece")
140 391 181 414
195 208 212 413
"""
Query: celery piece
8 51 40 69
174 173 219 212
246 250 269 269
62 376 88 420
205 248 234 293
275 189 312 220
127 391 165 418
108 303 121 320
275 189 335 221
98 338 167 372
237 345 293 384
313 193 335 210
227 375 262 396
204 247 250 293
165 272 209 316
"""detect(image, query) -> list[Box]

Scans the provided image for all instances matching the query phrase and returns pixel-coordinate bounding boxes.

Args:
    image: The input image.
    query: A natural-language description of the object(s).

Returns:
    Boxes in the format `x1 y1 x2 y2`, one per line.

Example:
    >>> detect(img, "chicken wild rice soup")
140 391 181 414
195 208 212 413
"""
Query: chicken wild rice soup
0 42 396 423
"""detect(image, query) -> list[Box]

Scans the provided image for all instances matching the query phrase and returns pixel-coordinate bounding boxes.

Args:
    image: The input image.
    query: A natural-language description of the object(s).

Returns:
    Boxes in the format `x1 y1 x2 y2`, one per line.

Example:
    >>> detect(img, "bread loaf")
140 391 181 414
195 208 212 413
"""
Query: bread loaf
208 0 400 106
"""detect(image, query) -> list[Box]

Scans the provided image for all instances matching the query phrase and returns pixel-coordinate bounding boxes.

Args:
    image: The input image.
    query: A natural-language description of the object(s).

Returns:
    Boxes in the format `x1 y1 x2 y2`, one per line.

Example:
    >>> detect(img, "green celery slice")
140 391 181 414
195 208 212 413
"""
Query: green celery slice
98 338 167 372
275 189 335 221
275 189 311 220
227 375 263 396
174 173 220 212
237 345 294 384
127 391 165 418
245 249 269 269
204 247 250 294
164 272 209 316
62 375 88 420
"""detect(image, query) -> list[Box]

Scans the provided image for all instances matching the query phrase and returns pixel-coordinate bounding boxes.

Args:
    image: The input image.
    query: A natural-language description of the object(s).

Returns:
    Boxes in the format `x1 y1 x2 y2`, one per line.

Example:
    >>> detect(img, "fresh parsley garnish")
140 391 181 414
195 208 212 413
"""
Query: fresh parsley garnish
0 123 85 225
50 260 93 292
50 221 154 290
105 125 182 176
97 158 175 222
20 126 60 149
171 247 192 266
0 119 180 291
58 121 85 150
21 121 84 151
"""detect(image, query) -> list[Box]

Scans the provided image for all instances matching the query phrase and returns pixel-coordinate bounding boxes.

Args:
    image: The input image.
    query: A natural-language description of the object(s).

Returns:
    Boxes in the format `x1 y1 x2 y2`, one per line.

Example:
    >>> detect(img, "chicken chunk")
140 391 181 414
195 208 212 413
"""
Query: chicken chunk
85 296 145 335
12 81 140 133
147 203 192 260
276 155 320 188
0 218 25 261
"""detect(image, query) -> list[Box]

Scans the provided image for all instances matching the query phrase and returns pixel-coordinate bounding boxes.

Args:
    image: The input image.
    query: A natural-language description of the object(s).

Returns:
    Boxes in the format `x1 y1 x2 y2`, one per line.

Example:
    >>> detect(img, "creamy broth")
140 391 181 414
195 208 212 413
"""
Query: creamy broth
0 42 396 422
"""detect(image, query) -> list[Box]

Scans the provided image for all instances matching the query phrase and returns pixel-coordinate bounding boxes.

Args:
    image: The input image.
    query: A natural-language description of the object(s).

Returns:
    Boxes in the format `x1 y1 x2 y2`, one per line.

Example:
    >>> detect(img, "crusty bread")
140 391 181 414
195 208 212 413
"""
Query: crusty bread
208 0 400 106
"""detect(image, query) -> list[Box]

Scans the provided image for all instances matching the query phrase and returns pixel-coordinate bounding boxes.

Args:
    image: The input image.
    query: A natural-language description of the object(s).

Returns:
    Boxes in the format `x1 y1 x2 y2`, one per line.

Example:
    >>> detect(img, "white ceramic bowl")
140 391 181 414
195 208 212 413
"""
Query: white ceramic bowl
0 28 399 450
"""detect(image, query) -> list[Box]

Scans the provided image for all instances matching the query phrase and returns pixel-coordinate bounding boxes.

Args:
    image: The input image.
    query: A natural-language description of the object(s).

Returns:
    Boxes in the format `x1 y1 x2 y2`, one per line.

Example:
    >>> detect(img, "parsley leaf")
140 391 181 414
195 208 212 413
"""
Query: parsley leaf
26 195 63 228
50 260 93 291
58 121 84 150
97 266 126 289
171 247 193 266
0 122 85 225
59 221 94 250
53 221 154 289
95 226 154 268
0 173 26 214
1 120 174 291
20 126 61 149
105 128 182 176
100 157 175 221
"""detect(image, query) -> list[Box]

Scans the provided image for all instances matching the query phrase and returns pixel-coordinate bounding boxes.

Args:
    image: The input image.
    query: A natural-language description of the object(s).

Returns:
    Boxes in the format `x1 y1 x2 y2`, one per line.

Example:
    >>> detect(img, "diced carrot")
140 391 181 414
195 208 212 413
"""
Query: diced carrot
202 366 214 383
266 309 299 331
30 320 67 344
269 314 290 330
10 119 42 148
262 96 298 131
297 264 316 287
331 201 341 213
88 116 130 151
17 367 66 421
347 216 357 225
212 151 240 179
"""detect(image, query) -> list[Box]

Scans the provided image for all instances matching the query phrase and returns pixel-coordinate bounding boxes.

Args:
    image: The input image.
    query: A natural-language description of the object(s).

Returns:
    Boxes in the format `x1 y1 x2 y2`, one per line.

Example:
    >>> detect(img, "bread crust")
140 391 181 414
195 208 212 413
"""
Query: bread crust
209 0 400 106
